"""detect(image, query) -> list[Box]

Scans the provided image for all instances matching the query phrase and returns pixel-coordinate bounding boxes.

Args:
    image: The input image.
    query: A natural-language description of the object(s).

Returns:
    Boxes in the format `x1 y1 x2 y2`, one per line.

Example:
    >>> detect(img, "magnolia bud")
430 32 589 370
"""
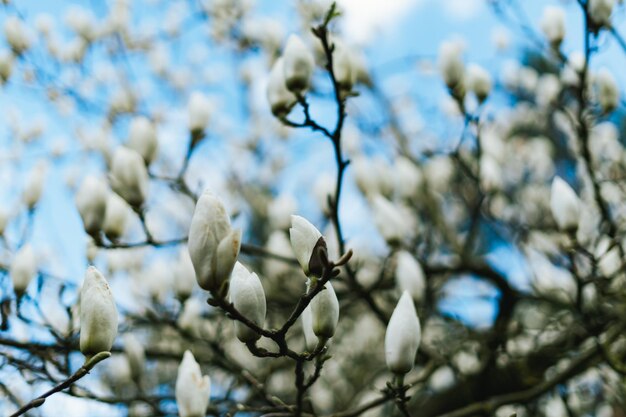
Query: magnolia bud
393 157 422 199
123 333 145 382
595 68 619 113
188 191 241 293
439 40 465 95
371 195 407 244
23 163 46 209
540 6 565 48
10 244 36 296
109 147 149 208
178 298 204 337
589 0 614 27
267 57 296 117
309 281 339 341
188 92 211 133
466 64 491 103
4 16 31 54
75 176 108 235
103 192 130 240
229 262 267 343
283 34 314 93
175 248 197 300
301 305 319 352
550 177 580 232
289 215 327 277
176 350 211 417
385 291 421 375
333 40 356 92
128 116 158 165
0 208 9 235
395 251 426 303
80 266 118 356
0 49 14 83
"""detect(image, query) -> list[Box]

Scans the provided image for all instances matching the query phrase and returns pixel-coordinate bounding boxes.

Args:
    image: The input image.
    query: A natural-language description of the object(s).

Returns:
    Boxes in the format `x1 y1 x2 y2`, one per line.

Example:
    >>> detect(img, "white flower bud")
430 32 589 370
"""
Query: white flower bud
80 266 118 356
109 147 149 208
594 68 619 113
103 192 130 240
267 57 296 117
550 177 580 232
301 305 318 352
123 333 145 381
268 194 297 230
229 262 267 343
289 215 326 277
395 251 426 303
178 298 204 336
0 49 13 83
439 40 465 92
333 40 356 91
0 208 9 235
393 157 422 199
466 64 491 103
75 176 108 235
371 195 407 244
540 6 566 47
385 291 421 375
309 281 339 340
10 244 36 296
188 191 241 292
175 248 197 300
176 350 211 417
4 16 31 53
23 163 47 209
128 116 158 165
589 0 614 26
283 34 314 93
188 92 211 133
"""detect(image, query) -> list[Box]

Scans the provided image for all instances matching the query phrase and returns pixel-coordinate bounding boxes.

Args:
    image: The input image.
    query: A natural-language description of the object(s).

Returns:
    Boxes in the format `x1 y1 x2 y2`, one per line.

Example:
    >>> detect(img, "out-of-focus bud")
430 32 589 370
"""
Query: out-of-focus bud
0 208 9 235
76 176 108 236
480 155 503 192
175 248 197 300
439 40 465 98
550 176 580 232
268 194 297 230
4 16 31 54
466 64 491 103
333 40 356 92
309 281 339 342
229 262 267 343
385 291 421 375
301 305 318 352
10 244 36 297
123 333 145 382
289 215 327 277
128 116 158 165
0 50 13 83
267 57 296 117
540 6 566 48
23 162 47 209
393 156 422 199
175 350 211 417
594 68 619 113
188 191 241 293
395 251 426 303
103 192 130 241
109 147 149 208
80 266 118 356
178 298 204 336
188 91 211 135
283 34 314 94
589 0 614 27
65 6 97 41
371 195 407 244
536 74 561 107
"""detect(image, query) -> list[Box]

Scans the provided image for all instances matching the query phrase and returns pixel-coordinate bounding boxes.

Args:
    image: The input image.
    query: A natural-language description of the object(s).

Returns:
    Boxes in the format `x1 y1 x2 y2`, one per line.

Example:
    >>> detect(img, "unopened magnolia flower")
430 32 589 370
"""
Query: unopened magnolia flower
188 92 212 133
0 208 8 235
309 281 339 342
128 116 158 165
229 262 267 343
589 0 614 26
10 244 36 296
176 350 211 417
395 251 426 303
540 6 566 47
4 16 31 53
123 333 145 381
283 34 314 93
188 191 241 293
175 248 197 300
371 195 408 244
23 163 47 209
109 147 149 208
76 176 108 235
466 64 491 103
301 305 319 352
80 266 118 356
0 50 13 83
178 298 204 337
393 156 422 199
103 192 130 240
267 57 296 117
268 194 297 230
332 40 356 92
385 291 421 375
550 177 580 232
289 215 327 277
594 68 619 113
438 40 465 93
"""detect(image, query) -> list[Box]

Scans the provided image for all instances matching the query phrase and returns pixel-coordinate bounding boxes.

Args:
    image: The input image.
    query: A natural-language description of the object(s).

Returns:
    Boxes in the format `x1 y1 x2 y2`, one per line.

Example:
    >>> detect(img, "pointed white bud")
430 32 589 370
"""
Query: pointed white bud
229 262 267 343
589 0 614 27
10 244 36 296
267 57 296 117
395 251 426 303
283 34 314 93
540 6 565 47
594 68 619 113
289 215 326 277
371 195 407 244
80 266 118 356
0 208 9 235
175 248 197 300
103 192 130 240
123 333 145 381
385 291 421 375
109 147 149 208
439 40 465 92
550 177 580 232
466 64 491 103
176 350 211 417
4 16 31 54
188 191 241 292
301 305 319 352
23 163 47 209
393 157 422 199
178 298 204 337
0 49 14 83
128 116 158 165
188 92 211 132
333 40 356 92
310 281 339 340
75 176 108 235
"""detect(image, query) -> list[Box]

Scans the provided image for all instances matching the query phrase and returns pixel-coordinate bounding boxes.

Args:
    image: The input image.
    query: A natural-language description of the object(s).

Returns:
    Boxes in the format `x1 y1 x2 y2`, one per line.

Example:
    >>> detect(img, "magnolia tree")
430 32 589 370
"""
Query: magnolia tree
1 0 626 416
